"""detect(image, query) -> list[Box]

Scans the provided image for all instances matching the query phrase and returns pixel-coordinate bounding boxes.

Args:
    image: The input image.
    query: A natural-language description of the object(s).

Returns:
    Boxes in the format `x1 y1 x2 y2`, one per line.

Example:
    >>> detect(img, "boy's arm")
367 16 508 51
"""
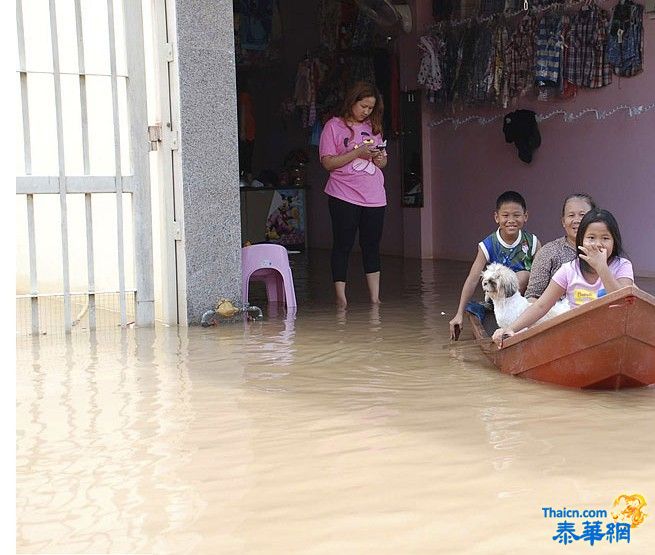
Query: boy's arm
449 247 488 339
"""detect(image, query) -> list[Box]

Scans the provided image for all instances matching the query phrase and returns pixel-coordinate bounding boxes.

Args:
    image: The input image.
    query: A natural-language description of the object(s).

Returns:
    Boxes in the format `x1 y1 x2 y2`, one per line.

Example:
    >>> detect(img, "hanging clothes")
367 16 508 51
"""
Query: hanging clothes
237 0 275 51
294 59 312 108
606 0 644 77
563 3 612 89
441 28 462 105
417 35 444 102
470 24 494 103
453 25 477 104
558 15 578 99
534 13 564 87
293 58 316 128
505 15 538 101
489 23 510 107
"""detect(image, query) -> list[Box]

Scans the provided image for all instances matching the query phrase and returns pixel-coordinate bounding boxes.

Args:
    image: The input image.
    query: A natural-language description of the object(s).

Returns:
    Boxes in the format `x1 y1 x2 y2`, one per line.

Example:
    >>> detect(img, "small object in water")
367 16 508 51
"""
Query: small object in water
201 298 264 326
200 310 217 327
216 298 240 318
453 324 461 341
244 304 263 321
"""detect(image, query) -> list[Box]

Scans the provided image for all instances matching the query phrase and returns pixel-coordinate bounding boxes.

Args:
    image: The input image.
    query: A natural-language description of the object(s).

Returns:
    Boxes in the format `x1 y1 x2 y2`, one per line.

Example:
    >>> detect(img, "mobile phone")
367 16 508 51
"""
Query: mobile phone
375 140 387 150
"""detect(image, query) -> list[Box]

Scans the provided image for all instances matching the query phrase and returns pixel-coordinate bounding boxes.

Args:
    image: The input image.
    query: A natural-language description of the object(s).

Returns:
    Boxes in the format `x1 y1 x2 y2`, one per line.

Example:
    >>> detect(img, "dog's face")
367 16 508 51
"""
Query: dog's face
481 263 519 302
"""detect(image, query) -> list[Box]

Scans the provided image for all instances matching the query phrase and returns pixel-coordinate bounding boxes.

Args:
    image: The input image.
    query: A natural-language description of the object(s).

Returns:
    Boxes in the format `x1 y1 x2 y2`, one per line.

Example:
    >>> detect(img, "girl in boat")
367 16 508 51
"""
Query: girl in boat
492 208 634 347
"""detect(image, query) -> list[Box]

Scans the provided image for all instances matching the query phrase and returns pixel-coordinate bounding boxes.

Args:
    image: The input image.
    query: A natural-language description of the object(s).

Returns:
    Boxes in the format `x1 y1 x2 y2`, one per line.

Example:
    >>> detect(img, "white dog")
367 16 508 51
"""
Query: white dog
481 263 569 329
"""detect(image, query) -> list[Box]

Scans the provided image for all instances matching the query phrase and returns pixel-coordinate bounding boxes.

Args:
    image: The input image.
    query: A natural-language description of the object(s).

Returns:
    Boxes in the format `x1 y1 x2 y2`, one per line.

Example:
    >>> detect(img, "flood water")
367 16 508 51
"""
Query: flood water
16 252 655 553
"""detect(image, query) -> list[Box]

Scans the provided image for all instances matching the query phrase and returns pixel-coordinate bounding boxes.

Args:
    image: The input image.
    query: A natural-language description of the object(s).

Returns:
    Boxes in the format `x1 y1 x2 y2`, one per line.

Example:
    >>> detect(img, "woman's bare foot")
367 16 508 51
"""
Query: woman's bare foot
335 281 347 308
365 272 380 306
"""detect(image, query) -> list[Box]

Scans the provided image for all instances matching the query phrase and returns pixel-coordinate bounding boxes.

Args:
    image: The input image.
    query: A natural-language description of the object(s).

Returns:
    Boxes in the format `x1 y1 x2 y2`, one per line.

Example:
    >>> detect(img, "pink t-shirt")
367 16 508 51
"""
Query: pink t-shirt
552 257 634 308
319 117 386 207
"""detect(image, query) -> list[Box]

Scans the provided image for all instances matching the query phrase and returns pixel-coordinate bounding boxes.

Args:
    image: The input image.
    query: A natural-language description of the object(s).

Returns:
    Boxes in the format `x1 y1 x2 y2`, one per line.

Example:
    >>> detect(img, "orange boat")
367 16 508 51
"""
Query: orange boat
467 285 655 390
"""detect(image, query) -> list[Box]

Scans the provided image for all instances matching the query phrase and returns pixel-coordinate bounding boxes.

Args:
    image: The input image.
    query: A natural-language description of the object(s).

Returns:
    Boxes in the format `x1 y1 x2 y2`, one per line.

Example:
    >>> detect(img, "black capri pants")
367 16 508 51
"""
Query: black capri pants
328 196 386 282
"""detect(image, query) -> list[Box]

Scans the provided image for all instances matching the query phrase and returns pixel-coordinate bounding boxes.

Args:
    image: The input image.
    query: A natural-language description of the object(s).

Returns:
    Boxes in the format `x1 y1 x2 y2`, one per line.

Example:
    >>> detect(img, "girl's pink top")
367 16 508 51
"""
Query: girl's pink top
552 257 634 308
319 117 386 207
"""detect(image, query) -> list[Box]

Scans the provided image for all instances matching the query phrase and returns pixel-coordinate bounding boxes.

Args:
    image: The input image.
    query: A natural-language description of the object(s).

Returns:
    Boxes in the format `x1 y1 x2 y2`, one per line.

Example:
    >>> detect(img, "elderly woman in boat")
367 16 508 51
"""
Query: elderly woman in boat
524 193 596 300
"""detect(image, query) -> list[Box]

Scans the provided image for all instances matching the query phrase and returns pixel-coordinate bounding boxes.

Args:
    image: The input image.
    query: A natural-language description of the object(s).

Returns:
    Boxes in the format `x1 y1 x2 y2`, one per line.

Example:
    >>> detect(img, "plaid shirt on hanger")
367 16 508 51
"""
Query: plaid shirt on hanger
563 4 612 88
505 15 538 100
534 14 564 85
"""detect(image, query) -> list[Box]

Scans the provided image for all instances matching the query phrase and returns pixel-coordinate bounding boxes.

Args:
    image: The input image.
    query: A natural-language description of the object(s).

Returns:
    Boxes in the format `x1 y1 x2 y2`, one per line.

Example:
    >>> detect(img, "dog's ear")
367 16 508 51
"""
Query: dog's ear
501 272 518 298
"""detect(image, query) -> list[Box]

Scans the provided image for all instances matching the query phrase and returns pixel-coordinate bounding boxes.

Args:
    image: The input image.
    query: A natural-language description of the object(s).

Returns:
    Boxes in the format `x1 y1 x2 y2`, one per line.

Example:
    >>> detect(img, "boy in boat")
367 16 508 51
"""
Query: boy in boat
448 190 541 339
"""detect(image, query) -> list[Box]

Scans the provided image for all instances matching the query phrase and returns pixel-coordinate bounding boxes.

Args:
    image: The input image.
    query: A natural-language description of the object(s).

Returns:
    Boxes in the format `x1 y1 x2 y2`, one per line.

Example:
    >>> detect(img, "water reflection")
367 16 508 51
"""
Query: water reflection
16 254 655 553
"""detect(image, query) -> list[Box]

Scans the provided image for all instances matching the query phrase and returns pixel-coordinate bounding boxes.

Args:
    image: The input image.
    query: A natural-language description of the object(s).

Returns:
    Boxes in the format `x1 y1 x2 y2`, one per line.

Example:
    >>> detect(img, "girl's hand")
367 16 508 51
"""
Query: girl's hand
578 244 609 272
492 328 514 348
354 145 377 160
372 149 387 167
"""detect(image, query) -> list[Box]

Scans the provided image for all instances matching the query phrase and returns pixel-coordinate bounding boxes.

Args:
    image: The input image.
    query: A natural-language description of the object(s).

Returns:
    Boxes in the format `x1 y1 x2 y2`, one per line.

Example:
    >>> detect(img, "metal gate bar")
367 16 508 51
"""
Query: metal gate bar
48 0 73 331
75 0 96 329
107 0 128 326
17 0 40 335
26 195 39 335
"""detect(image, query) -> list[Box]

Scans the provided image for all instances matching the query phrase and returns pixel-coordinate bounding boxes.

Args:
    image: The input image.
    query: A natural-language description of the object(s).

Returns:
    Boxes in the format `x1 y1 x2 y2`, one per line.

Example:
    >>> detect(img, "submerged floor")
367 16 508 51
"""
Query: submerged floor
16 252 655 553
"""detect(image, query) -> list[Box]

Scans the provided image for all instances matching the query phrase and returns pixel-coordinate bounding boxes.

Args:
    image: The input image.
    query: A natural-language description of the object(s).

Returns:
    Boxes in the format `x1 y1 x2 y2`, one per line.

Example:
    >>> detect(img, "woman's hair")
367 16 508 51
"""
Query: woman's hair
339 81 384 136
561 193 596 216
576 208 625 273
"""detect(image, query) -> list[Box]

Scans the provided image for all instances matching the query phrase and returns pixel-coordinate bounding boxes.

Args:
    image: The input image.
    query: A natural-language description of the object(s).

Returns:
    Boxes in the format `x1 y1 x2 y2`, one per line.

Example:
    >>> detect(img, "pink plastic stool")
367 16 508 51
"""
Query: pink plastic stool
242 244 297 308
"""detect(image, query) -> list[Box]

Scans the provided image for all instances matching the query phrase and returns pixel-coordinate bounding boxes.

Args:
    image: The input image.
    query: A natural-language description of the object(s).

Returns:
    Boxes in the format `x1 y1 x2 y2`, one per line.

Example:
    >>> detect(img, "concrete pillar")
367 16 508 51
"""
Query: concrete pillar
173 0 241 323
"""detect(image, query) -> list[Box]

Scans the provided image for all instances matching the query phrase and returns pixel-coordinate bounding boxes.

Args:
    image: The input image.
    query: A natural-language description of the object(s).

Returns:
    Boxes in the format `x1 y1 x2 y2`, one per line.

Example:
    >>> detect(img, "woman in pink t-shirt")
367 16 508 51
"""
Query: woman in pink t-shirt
492 209 634 347
319 82 388 307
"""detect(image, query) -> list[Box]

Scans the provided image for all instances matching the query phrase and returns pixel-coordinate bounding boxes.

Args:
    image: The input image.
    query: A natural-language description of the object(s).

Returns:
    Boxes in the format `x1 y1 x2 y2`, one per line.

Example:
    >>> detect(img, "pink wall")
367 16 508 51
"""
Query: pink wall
407 2 655 275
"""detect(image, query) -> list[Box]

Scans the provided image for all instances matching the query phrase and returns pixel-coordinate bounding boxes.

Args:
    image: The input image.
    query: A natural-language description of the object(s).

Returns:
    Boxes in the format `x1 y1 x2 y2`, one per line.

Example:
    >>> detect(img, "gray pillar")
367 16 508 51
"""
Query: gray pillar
174 0 241 323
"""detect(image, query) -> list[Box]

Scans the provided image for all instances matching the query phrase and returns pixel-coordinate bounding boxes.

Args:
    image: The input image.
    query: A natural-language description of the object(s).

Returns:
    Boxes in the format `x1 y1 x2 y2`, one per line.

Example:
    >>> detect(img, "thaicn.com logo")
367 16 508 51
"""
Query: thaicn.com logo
543 494 648 546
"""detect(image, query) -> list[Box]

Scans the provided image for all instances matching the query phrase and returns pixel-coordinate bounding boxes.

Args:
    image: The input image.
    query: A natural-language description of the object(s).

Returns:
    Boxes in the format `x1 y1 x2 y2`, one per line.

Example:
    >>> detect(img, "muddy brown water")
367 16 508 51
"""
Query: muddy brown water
17 253 655 553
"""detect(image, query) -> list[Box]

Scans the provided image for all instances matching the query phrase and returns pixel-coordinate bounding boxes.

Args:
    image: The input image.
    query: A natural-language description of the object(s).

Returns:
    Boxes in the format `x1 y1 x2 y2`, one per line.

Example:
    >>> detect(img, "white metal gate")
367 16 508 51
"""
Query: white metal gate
16 0 154 333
